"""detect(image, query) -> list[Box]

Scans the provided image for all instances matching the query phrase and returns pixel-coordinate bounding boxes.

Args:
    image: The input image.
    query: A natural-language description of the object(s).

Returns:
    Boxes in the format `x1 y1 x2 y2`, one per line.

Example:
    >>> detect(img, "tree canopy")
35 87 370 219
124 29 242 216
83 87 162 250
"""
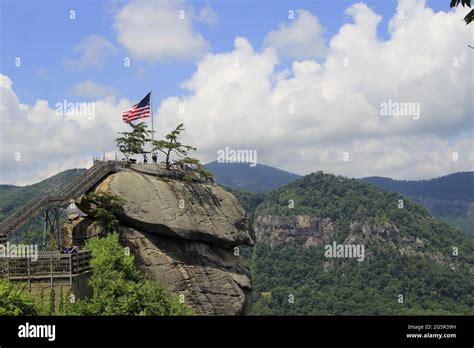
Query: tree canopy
69 233 193 316
115 122 153 160
151 123 196 169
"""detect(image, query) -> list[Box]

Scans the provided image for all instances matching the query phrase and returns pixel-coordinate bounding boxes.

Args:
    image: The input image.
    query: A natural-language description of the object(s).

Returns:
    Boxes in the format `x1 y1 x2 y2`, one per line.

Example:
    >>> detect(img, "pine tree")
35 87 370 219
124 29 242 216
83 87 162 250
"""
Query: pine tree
115 122 152 160
151 123 196 169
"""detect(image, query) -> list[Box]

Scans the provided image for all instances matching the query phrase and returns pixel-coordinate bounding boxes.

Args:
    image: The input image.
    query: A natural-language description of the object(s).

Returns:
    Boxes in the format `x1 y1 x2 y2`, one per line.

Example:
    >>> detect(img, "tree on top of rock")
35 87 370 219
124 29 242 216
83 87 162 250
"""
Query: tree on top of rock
115 122 153 160
152 123 196 169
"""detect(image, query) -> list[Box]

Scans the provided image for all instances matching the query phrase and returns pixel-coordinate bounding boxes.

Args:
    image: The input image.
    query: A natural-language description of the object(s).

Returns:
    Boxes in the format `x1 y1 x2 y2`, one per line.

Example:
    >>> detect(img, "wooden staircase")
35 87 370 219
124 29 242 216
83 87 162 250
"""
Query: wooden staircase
0 160 119 237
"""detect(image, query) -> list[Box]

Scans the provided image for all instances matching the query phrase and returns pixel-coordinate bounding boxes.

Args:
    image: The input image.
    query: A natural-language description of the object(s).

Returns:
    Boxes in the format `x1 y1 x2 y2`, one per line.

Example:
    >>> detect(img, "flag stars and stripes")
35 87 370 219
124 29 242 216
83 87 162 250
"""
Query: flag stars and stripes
122 92 151 122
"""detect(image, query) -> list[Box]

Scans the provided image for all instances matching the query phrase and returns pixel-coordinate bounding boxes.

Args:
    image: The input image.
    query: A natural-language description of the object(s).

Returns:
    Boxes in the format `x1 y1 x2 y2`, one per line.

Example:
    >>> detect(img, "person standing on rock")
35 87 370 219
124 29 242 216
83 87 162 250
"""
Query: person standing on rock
152 153 157 164
143 153 148 164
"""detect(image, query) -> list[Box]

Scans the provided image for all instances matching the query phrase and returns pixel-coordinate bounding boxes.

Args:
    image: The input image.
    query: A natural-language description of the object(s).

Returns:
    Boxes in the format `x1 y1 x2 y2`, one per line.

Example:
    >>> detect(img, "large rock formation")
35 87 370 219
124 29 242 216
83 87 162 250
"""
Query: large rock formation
63 168 255 315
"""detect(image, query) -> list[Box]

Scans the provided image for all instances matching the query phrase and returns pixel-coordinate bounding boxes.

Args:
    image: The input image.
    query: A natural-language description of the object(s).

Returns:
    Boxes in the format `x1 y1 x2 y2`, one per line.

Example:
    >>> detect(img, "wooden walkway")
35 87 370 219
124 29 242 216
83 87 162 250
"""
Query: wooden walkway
3 250 91 285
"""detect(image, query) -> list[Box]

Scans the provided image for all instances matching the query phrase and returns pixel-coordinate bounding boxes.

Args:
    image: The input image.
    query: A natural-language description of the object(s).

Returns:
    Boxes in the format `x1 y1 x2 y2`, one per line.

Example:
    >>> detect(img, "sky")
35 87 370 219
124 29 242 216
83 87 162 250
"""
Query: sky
0 0 472 185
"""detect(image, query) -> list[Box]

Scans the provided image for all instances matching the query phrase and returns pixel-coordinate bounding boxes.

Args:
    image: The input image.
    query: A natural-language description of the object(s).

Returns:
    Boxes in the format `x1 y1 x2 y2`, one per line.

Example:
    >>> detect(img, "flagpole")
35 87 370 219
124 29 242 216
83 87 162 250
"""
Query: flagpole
150 90 154 143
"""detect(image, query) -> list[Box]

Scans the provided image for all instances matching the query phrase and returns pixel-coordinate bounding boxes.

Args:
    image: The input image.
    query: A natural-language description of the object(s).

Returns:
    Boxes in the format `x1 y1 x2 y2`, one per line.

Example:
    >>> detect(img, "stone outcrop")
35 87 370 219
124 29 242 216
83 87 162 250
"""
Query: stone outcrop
93 170 254 248
254 213 447 265
63 168 255 315
254 214 336 248
119 227 251 315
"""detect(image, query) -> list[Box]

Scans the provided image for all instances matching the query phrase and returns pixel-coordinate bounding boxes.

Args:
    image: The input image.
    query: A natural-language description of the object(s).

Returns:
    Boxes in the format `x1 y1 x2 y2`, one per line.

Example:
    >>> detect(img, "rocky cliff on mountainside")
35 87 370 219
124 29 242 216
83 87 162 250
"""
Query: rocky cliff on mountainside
62 167 255 315
253 214 449 264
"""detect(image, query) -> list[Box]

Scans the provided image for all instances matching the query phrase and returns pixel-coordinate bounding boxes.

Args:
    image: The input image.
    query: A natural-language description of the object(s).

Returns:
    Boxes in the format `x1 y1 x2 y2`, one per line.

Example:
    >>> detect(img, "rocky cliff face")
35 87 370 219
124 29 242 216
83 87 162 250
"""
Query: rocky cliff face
63 168 255 315
254 213 450 264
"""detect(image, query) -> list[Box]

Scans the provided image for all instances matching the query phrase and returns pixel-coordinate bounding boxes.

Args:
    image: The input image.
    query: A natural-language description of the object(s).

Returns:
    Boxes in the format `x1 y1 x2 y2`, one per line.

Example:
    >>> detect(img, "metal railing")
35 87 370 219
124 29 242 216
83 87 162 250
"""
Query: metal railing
6 250 92 281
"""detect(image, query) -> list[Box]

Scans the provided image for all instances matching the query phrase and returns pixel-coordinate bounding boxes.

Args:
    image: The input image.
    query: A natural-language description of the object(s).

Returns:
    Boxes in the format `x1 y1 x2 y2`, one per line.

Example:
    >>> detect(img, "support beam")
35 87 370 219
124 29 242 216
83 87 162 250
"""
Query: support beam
43 208 63 250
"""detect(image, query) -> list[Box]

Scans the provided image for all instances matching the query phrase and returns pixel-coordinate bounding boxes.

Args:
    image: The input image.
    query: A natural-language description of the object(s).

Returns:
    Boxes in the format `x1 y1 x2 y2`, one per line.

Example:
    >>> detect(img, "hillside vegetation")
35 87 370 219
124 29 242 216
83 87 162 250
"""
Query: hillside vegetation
248 172 474 315
362 172 474 238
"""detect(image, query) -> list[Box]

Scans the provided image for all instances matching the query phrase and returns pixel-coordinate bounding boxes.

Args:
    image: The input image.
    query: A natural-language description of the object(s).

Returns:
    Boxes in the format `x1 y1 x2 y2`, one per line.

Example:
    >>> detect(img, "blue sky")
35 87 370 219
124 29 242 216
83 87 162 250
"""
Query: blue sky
0 0 472 185
1 0 449 105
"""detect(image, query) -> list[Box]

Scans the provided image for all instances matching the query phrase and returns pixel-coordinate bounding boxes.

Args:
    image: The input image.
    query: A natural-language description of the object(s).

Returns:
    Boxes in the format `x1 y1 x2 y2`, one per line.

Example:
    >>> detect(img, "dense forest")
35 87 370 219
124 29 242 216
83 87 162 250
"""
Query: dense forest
243 172 474 315
0 233 191 316
1 168 473 316
362 173 474 238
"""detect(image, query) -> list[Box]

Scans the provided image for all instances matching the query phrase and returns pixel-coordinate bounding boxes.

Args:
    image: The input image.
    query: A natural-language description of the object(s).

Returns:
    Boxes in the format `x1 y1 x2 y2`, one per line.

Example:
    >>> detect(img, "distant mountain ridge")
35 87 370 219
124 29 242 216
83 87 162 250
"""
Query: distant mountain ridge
361 172 474 237
0 168 86 221
2 164 472 237
204 161 301 192
361 172 474 201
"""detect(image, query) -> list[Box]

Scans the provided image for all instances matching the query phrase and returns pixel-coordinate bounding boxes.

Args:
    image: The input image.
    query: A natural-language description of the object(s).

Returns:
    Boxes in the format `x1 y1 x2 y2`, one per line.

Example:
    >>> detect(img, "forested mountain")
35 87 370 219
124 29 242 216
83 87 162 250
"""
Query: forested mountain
1 166 473 315
204 161 301 192
362 172 474 237
0 168 85 221
246 172 474 315
5 165 471 239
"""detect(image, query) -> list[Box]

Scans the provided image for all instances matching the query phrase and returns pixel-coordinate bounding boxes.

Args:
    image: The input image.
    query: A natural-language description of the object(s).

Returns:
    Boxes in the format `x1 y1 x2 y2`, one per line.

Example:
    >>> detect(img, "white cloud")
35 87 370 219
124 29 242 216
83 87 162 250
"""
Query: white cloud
114 0 209 61
264 9 327 59
0 74 133 185
154 2 473 180
64 35 116 68
1 1 472 186
70 80 117 99
197 2 219 26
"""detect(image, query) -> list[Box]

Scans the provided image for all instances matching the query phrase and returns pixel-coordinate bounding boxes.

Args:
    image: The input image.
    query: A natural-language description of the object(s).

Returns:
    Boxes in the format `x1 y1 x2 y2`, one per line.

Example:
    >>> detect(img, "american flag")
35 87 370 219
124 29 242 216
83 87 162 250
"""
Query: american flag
122 92 151 122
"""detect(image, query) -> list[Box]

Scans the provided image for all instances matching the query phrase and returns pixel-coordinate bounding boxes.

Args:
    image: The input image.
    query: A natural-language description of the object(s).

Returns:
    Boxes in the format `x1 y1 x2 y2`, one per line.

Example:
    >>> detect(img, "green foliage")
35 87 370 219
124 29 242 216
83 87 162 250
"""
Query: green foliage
250 244 474 315
152 123 196 169
58 287 64 314
48 288 55 315
362 173 474 238
69 233 192 316
36 288 47 315
85 192 126 232
223 186 266 217
115 122 152 160
0 279 37 315
177 157 214 182
17 226 43 245
439 205 474 238
239 171 474 315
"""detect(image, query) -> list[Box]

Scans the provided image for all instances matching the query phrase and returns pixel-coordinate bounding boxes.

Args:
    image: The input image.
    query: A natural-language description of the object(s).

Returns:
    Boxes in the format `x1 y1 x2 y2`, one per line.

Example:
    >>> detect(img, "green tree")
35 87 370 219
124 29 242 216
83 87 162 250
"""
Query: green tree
85 192 126 232
0 279 37 315
48 288 55 315
176 157 214 182
152 123 196 169
116 122 152 160
58 287 64 314
69 233 192 316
